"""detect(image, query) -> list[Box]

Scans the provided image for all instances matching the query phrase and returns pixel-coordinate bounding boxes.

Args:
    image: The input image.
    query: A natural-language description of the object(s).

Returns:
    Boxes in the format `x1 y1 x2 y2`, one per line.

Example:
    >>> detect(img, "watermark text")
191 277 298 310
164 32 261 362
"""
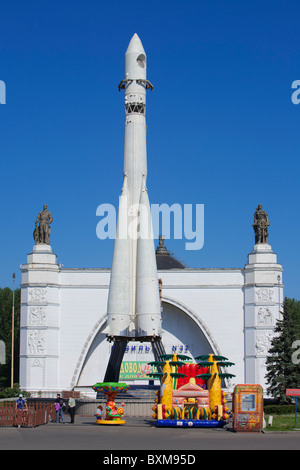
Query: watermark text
0 80 6 104
291 80 300 105
96 200 204 251
292 340 300 364
0 340 5 365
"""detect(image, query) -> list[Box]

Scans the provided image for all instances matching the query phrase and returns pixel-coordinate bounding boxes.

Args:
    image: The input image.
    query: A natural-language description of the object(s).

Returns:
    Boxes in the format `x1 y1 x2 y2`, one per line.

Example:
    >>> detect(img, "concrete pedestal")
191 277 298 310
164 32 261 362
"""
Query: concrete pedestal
244 243 283 391
20 244 60 393
27 244 58 265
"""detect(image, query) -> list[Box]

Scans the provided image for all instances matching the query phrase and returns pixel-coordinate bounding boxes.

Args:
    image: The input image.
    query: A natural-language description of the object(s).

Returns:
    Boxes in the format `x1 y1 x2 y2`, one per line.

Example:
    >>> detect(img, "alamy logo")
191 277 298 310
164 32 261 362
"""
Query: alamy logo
291 80 300 105
0 340 5 365
292 340 300 365
0 80 6 104
96 201 204 251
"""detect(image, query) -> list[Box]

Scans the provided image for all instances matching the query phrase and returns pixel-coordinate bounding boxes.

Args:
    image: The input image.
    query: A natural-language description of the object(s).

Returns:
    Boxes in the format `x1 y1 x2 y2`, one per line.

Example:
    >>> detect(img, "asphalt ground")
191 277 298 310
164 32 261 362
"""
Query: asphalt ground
1 415 300 454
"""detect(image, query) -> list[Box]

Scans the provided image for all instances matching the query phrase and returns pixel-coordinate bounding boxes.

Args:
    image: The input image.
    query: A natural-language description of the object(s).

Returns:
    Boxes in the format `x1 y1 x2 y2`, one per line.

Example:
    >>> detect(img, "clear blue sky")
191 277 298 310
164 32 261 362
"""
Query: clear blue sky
0 0 299 299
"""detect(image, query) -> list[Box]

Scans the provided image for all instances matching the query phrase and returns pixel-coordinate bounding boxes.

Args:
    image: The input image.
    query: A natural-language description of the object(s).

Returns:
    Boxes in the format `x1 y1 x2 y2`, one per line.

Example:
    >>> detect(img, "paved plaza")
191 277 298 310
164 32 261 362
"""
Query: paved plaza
0 416 300 451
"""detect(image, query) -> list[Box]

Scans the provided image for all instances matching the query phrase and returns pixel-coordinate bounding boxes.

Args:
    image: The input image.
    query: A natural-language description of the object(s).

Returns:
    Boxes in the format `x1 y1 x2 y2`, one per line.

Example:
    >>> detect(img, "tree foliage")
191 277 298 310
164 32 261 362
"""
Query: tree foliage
266 297 300 403
0 287 20 387
291 298 300 338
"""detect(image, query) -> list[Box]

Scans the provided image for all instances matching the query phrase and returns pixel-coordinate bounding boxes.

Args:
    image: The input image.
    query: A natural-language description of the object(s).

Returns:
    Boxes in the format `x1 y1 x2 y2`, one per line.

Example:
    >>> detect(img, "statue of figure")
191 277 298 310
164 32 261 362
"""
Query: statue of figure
252 204 269 244
34 205 53 245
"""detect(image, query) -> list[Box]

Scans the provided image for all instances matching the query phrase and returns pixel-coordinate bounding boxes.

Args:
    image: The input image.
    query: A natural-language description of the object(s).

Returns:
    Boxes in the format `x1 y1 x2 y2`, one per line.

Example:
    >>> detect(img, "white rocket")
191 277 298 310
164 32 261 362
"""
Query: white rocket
105 34 162 340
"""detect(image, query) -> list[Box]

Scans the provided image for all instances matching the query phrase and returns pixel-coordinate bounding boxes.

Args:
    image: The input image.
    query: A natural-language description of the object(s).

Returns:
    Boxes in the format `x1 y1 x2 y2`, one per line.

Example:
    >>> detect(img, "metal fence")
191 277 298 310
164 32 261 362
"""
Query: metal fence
76 399 154 417
0 402 56 428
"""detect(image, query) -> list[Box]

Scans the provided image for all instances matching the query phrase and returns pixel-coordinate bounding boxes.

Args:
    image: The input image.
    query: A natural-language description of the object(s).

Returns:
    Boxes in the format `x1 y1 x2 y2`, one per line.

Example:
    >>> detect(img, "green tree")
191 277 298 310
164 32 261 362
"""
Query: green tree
290 298 300 337
266 297 300 403
0 287 21 387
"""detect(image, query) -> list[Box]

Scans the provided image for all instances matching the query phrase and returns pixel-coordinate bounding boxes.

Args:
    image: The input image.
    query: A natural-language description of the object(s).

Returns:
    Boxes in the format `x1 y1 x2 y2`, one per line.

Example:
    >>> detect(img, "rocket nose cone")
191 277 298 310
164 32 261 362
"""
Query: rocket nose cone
125 34 146 80
126 33 145 55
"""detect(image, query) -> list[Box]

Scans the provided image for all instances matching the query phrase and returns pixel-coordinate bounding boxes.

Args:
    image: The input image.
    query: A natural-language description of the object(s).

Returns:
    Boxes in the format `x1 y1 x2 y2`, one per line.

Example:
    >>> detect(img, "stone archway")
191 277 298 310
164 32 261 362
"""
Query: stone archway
71 316 110 390
161 298 218 360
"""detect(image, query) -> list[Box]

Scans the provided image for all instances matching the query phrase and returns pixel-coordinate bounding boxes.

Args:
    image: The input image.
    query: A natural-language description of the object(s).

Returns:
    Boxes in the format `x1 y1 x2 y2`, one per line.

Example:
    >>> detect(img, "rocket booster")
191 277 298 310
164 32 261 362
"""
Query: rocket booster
105 34 162 339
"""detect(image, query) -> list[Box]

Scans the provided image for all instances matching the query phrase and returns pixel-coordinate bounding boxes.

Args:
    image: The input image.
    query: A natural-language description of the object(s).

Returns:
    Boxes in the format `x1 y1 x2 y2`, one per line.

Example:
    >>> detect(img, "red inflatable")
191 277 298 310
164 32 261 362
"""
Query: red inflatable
177 363 208 389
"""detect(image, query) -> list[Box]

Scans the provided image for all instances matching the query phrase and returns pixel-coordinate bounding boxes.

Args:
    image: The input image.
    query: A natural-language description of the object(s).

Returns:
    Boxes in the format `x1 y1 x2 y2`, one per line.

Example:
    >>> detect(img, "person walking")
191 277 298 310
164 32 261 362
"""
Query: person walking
68 396 76 423
15 394 28 427
16 394 27 411
55 394 65 423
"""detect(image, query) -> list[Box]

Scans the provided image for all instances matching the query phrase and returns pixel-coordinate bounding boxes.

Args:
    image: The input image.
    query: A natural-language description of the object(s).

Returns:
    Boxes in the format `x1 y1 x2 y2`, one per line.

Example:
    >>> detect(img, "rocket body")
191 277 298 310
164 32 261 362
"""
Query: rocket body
106 34 162 339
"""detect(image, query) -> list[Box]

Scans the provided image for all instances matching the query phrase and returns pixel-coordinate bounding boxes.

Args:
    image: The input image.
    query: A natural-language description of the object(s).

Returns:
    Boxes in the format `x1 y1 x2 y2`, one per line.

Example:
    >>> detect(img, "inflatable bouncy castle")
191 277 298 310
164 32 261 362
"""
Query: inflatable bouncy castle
148 353 235 428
